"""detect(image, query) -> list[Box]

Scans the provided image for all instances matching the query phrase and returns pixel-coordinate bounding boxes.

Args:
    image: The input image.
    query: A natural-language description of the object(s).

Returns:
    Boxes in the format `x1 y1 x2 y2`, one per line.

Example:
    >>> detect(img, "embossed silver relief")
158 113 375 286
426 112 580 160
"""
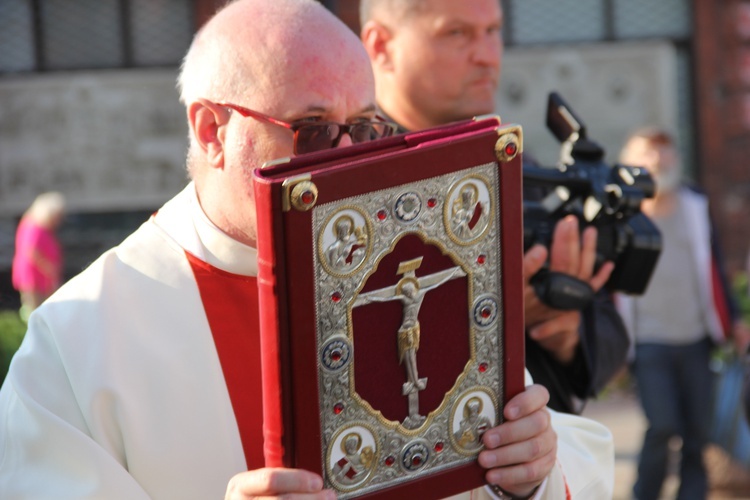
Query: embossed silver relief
321 336 352 372
393 191 423 223
319 208 372 276
327 424 379 491
400 439 431 472
312 162 504 498
450 389 498 454
352 257 467 430
444 176 493 245
472 294 500 329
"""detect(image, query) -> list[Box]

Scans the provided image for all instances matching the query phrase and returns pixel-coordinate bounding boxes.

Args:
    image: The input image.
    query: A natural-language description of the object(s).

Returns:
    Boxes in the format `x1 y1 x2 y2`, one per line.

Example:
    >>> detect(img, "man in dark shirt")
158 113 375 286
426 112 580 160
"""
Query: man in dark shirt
360 0 629 413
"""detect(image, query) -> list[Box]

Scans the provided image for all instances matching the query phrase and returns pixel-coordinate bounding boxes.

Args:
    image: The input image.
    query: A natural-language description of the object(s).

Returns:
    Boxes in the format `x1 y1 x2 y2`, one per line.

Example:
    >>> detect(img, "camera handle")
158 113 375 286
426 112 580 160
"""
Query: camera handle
530 269 594 311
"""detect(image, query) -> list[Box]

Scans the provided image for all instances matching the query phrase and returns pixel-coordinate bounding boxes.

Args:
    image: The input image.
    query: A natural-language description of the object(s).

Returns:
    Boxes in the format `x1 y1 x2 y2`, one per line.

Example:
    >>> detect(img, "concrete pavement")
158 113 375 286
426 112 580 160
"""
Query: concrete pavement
582 388 750 499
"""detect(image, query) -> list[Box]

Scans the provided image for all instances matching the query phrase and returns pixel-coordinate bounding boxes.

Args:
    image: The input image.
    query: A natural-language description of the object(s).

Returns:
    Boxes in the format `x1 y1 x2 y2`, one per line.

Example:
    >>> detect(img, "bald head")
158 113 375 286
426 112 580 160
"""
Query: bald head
178 0 373 176
179 0 367 106
176 0 377 248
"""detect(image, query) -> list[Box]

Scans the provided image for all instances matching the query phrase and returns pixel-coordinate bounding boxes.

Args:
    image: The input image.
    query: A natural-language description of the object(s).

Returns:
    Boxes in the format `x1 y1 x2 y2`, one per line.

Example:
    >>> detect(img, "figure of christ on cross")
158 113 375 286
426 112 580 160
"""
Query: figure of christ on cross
352 257 467 429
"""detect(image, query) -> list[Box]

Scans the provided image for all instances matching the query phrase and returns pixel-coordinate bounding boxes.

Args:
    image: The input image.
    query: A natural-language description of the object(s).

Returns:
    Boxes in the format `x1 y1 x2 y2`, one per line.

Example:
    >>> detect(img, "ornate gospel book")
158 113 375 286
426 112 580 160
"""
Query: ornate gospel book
253 116 525 499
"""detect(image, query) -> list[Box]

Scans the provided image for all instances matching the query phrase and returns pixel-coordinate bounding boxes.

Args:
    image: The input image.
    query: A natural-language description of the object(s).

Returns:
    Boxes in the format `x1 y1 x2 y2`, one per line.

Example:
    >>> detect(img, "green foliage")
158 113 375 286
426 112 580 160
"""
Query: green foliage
734 272 750 324
711 272 750 365
0 310 27 386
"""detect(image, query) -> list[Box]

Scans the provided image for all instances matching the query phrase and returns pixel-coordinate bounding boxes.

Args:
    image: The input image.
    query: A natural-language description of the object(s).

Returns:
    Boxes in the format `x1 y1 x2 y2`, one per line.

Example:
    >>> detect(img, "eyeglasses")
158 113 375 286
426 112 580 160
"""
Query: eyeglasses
217 102 399 155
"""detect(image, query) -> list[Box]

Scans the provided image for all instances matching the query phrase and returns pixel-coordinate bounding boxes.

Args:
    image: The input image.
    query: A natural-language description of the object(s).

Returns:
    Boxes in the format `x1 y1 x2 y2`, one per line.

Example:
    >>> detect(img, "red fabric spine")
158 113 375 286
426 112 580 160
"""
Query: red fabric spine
253 175 285 467
501 154 526 401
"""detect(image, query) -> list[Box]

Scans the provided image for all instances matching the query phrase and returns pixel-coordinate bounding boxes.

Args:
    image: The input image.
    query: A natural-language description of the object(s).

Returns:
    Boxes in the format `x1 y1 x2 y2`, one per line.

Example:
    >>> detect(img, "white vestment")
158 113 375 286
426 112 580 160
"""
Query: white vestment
0 184 613 499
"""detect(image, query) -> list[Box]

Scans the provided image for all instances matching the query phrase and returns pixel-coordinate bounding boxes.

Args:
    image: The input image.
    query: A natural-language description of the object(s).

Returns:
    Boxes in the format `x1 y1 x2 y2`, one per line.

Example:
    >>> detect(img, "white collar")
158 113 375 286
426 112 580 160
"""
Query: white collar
155 182 257 277
189 184 258 276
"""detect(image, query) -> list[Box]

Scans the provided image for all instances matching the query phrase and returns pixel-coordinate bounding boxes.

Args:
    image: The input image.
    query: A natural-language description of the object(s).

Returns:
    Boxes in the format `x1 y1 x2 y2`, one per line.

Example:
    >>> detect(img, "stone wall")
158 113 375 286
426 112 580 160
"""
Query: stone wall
496 41 678 168
0 69 189 216
0 69 190 297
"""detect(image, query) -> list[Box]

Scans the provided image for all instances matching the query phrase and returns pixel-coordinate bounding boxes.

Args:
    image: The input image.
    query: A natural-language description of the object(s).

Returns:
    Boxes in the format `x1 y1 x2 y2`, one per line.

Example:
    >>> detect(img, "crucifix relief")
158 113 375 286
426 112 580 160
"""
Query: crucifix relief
353 257 466 429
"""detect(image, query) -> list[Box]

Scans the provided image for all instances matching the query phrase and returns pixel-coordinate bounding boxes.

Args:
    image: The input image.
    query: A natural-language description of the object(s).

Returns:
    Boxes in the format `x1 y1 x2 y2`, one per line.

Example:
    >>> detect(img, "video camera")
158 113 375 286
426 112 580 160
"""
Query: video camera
523 92 662 310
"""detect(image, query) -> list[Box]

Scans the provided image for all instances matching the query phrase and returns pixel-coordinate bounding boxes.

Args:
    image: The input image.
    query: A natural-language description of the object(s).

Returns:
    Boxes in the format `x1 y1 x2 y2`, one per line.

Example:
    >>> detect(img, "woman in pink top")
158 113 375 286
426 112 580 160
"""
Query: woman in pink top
12 192 65 320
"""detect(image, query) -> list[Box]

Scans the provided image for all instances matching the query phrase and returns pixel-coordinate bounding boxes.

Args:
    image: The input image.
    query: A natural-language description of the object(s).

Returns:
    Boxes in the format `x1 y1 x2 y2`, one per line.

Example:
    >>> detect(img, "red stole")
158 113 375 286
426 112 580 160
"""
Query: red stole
186 251 264 470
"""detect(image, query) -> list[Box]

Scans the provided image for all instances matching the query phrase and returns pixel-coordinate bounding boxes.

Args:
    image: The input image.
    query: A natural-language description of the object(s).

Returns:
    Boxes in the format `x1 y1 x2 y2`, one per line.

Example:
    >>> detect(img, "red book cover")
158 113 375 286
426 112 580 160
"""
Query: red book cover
253 116 525 499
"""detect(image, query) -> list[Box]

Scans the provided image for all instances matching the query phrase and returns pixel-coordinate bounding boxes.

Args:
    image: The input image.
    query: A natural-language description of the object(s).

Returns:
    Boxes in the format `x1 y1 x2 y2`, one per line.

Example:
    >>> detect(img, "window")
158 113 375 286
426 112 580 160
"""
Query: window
506 0 606 45
613 0 691 39
502 0 692 45
0 0 35 72
0 0 194 74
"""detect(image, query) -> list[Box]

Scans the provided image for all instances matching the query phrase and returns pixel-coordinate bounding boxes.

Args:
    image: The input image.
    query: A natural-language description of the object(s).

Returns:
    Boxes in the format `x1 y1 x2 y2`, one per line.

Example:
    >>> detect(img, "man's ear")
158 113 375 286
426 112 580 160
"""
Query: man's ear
361 20 394 71
188 99 228 169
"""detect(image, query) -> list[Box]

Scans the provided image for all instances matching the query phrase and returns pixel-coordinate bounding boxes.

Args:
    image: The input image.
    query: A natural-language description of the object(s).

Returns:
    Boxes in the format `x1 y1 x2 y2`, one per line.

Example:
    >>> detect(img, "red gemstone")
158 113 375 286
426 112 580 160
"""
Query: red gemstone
505 142 517 156
331 349 342 361
385 456 395 466
434 442 444 452
411 455 422 466
331 291 342 302
479 362 488 373
427 198 437 208
481 307 492 318
477 254 486 265
301 190 315 205
377 209 387 221
333 403 344 415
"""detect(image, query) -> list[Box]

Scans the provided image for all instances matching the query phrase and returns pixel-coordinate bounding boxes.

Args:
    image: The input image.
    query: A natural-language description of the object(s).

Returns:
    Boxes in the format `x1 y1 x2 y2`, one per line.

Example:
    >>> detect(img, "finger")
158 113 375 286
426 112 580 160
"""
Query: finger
549 215 579 274
523 245 548 282
523 245 554 328
528 313 581 364
240 494 335 500
578 225 598 280
588 261 614 292
483 447 557 496
483 405 552 452
502 384 550 421
225 468 324 498
478 424 556 469
527 311 580 342
524 282 559 327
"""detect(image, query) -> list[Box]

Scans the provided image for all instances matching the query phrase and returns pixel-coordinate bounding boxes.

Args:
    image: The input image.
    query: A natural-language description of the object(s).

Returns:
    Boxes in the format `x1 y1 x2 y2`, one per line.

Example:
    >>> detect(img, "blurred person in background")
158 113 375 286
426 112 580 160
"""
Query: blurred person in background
618 127 750 500
360 0 629 415
11 191 65 322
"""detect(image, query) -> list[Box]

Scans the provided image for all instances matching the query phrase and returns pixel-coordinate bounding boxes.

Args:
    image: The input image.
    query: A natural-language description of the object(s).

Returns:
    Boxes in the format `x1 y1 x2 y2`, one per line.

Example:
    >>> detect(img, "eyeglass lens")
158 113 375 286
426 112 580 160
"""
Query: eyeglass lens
295 122 391 154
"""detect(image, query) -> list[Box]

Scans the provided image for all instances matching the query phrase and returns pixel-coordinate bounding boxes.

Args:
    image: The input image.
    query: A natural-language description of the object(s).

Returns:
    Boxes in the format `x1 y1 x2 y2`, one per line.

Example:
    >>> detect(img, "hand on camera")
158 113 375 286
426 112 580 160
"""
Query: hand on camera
523 215 614 364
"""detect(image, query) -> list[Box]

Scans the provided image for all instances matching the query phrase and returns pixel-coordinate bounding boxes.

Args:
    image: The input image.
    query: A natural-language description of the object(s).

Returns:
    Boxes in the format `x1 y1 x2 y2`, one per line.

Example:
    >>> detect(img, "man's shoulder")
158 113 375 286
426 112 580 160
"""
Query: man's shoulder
678 184 711 213
682 183 707 197
49 200 188 301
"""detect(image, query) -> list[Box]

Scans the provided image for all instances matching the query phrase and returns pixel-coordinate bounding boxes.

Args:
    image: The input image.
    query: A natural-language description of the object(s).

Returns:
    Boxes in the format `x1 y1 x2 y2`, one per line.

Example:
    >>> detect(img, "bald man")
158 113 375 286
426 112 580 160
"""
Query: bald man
0 1 612 499
361 0 630 416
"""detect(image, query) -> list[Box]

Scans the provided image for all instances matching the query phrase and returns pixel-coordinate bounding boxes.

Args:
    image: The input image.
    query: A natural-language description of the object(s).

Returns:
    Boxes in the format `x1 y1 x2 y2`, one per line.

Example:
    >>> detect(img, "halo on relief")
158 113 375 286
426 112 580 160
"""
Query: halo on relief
462 396 484 418
453 183 479 211
449 388 498 454
395 276 420 297
318 207 372 278
340 432 363 454
326 423 379 492
444 175 493 246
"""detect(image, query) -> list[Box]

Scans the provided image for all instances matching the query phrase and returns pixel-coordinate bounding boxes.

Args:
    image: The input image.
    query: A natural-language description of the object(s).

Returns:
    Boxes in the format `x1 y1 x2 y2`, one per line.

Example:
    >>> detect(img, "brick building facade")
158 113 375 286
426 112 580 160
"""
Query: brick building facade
694 0 750 275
